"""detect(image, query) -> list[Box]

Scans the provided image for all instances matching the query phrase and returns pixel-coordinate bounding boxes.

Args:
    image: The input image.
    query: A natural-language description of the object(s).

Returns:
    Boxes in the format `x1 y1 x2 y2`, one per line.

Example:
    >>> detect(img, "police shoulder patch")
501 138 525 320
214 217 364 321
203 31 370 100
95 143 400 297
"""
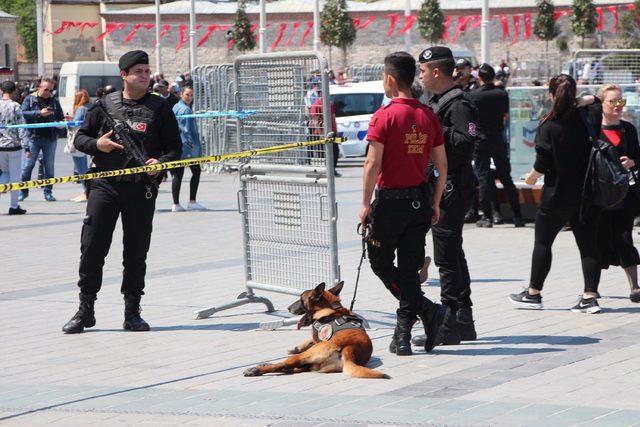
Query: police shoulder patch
369 116 378 127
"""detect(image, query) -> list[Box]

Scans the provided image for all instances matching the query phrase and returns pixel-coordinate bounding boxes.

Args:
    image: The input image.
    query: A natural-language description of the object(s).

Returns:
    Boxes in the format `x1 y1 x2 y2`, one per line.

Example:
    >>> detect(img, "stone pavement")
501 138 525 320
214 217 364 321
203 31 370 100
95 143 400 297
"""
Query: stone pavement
1 148 640 426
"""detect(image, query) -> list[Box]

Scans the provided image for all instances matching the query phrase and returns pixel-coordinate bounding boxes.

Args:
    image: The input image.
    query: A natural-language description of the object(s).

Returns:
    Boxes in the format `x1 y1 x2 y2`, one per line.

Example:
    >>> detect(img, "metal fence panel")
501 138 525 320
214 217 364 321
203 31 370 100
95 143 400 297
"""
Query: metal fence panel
194 52 340 328
571 50 640 85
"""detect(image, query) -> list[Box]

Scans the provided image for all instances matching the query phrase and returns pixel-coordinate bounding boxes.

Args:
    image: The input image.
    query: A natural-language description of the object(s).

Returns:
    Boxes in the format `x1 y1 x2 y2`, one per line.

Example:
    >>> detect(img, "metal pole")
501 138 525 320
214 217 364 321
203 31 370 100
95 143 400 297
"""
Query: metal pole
313 0 320 52
259 0 266 53
155 0 163 74
36 0 44 77
404 0 411 53
481 0 489 64
189 0 197 70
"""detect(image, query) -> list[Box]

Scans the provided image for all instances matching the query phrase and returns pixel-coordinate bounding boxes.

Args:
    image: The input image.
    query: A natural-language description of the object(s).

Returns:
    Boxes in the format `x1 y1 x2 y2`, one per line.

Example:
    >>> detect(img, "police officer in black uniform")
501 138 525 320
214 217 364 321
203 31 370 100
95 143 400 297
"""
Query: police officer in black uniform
468 64 524 228
454 58 478 92
415 47 478 345
62 50 182 334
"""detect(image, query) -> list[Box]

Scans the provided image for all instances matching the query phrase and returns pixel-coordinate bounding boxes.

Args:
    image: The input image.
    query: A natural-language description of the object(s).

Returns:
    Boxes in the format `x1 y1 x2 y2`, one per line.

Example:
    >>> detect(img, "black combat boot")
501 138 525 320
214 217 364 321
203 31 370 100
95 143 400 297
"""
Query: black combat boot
419 303 453 352
457 306 477 341
390 317 413 356
441 307 461 345
62 293 96 334
123 295 150 331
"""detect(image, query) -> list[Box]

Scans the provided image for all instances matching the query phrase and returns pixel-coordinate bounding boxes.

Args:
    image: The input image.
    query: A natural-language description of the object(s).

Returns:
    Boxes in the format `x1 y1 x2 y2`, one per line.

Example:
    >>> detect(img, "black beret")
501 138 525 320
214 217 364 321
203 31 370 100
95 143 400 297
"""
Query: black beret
418 46 453 63
478 63 496 82
455 58 471 68
119 50 149 71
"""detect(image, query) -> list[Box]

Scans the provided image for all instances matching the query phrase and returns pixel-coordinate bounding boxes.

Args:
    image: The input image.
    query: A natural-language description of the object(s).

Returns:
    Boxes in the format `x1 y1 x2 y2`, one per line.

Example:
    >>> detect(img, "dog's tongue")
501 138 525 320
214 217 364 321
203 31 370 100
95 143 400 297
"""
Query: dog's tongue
296 314 308 330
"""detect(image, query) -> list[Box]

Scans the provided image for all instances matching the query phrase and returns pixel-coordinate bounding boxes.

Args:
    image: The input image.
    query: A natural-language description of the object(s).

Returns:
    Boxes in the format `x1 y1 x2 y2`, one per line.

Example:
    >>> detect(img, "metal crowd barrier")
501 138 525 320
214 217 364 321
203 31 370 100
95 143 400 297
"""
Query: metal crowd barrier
346 64 385 82
571 49 640 85
193 52 340 330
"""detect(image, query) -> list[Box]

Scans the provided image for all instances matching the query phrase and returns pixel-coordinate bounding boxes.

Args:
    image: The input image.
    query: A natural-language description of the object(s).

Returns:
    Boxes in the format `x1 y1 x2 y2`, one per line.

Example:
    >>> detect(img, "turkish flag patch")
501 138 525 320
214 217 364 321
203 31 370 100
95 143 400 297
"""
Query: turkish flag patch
132 122 148 133
369 116 377 127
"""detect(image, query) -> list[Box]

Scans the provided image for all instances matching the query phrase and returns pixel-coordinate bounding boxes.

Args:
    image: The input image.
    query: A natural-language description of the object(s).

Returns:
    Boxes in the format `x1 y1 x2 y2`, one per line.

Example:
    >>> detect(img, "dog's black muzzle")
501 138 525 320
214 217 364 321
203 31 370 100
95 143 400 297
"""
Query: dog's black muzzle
288 299 305 315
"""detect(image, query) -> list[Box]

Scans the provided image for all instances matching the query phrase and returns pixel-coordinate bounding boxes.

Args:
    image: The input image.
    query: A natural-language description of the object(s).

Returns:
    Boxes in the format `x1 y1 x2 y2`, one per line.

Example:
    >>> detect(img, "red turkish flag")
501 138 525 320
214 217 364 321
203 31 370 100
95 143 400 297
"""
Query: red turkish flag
97 23 126 41
387 14 400 36
283 22 301 47
399 16 417 35
197 25 217 47
524 13 532 40
499 15 510 40
608 6 619 33
511 15 520 45
442 16 452 41
596 7 604 31
270 23 288 50
299 21 314 47
358 16 376 30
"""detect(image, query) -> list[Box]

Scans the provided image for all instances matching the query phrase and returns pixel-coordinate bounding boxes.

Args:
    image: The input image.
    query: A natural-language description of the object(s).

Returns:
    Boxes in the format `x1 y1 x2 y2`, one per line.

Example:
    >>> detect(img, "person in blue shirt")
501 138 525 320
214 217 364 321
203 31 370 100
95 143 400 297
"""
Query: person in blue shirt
171 86 205 211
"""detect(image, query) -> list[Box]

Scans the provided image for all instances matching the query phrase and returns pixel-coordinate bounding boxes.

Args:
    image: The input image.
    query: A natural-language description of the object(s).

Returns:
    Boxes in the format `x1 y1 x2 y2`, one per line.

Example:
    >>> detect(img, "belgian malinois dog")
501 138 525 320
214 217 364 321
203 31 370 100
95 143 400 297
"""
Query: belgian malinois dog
243 282 390 379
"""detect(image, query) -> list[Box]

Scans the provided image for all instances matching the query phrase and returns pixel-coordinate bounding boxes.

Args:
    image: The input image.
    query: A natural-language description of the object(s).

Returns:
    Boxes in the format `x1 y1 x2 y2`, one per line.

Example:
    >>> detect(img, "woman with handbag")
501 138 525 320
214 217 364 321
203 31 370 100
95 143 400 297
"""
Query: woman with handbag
65 90 91 202
588 85 640 303
509 74 603 313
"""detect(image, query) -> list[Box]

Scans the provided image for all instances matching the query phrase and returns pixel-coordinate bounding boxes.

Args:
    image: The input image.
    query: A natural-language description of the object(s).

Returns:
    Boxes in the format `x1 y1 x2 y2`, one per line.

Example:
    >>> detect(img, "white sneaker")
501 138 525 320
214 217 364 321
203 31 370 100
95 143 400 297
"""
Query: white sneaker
187 201 206 211
171 204 185 212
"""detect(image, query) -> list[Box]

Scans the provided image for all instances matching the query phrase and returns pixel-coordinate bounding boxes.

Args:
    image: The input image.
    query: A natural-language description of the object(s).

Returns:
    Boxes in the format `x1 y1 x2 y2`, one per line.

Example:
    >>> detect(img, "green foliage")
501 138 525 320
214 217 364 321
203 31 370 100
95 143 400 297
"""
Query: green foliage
0 0 36 61
232 0 256 52
320 0 356 49
620 0 640 48
418 0 445 44
556 35 569 52
534 0 560 41
570 0 597 44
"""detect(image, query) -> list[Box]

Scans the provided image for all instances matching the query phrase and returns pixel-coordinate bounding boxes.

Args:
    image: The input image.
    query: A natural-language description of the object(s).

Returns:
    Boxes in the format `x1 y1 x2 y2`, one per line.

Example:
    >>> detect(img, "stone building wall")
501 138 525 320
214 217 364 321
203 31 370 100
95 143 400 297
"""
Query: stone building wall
0 16 18 69
103 7 627 80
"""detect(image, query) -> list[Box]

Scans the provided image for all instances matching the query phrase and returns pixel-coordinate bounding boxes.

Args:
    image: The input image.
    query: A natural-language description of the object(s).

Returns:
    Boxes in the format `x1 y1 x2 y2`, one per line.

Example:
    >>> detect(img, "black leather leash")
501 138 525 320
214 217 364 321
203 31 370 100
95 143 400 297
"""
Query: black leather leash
350 221 371 311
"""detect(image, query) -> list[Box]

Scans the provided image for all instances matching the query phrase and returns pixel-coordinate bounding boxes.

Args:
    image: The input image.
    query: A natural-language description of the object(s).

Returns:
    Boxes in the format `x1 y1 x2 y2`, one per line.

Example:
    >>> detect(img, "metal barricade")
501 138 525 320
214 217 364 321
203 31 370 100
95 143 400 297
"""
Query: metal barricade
192 64 237 172
194 52 340 329
571 49 640 85
346 64 385 82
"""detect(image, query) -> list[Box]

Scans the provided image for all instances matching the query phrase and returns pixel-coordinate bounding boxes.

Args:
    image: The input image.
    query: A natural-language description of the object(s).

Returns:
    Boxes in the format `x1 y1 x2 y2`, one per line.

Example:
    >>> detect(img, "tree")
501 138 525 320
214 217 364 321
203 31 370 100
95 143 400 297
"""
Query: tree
620 0 640 48
534 0 560 53
0 0 36 61
418 0 445 44
570 0 597 48
320 0 357 67
232 0 256 52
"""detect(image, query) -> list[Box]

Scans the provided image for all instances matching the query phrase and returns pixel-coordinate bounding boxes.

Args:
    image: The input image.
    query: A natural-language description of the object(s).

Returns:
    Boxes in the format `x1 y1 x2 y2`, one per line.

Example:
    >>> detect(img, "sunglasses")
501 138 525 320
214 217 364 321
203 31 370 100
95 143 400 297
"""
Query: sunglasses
41 88 51 93
607 98 627 107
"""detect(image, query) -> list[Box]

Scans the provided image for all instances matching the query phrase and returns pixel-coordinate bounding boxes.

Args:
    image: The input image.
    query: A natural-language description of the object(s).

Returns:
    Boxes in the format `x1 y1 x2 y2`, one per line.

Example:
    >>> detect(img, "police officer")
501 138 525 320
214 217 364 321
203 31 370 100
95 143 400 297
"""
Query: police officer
360 52 452 355
416 46 478 345
454 58 478 92
62 50 182 334
469 64 524 228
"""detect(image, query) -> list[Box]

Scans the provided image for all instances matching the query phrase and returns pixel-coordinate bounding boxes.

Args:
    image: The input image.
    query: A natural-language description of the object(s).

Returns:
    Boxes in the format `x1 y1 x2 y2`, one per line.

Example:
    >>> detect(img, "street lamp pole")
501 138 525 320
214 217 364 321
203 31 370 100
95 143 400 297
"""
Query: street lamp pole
259 0 266 53
155 0 163 74
189 0 197 70
481 0 490 64
313 0 320 52
36 0 44 77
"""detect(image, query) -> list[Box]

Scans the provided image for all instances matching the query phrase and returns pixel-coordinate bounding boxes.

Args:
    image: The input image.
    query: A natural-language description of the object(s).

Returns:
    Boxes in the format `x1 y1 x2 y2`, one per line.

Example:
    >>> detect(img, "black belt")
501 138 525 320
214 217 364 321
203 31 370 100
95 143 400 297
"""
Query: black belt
375 185 426 201
113 174 146 183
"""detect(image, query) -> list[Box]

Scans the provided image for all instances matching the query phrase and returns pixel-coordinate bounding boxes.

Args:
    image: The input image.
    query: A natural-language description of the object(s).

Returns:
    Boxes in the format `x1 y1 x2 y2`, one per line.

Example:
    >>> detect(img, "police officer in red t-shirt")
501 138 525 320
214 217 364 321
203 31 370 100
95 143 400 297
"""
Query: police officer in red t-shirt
360 52 454 355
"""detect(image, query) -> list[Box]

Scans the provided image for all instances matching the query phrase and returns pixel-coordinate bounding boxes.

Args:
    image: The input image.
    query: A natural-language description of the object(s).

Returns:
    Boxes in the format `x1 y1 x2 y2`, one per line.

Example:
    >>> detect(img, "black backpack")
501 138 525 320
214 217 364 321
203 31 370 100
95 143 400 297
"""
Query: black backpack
579 109 630 210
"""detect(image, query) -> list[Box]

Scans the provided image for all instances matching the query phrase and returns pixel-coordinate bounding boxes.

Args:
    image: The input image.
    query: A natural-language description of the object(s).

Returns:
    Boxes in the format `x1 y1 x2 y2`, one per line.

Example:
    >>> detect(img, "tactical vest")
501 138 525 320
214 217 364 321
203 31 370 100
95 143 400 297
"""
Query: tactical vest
311 315 365 342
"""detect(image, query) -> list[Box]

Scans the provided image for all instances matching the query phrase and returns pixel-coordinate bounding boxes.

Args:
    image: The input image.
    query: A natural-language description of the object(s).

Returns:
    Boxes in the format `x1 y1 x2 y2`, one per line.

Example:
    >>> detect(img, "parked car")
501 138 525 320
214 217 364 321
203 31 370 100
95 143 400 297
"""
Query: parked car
330 81 388 157
58 61 122 116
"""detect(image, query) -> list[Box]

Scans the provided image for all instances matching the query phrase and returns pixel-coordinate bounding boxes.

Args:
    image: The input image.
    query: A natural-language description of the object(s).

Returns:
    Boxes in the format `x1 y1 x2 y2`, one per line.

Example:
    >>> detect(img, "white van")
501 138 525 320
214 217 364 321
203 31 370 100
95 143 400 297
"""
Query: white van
330 81 388 157
57 62 122 116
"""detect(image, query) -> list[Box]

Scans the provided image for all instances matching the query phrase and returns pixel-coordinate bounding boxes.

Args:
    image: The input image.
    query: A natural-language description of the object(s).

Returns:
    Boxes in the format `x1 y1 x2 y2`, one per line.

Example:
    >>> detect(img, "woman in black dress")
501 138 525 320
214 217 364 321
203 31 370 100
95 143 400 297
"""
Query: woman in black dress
590 84 640 303
509 74 603 313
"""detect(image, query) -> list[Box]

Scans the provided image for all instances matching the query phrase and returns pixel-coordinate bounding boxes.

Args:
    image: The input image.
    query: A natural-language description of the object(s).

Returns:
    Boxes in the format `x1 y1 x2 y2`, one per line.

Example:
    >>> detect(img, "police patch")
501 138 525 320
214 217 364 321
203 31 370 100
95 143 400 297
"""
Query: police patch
369 116 377 127
318 324 333 341
468 122 477 137
133 122 148 133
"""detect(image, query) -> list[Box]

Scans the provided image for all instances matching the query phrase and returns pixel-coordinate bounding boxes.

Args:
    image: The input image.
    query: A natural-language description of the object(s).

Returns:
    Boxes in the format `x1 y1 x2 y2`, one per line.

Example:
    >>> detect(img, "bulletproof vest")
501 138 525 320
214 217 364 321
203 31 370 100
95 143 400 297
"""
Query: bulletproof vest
103 92 162 143
102 91 163 164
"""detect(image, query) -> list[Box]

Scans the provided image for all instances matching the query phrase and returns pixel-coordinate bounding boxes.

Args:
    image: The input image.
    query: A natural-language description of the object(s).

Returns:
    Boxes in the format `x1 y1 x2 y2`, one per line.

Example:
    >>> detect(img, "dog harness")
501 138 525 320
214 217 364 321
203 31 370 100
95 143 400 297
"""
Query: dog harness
312 315 365 342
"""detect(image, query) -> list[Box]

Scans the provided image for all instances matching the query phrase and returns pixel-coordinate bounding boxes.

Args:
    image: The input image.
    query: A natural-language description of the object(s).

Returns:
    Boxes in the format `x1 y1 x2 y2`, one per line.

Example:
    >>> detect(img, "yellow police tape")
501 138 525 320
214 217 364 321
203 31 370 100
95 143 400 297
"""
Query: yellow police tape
0 137 345 193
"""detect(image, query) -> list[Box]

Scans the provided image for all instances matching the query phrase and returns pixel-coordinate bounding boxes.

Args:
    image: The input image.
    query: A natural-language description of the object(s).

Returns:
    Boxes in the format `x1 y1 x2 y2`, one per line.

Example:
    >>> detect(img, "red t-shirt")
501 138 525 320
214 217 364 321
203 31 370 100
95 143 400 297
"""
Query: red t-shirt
309 98 337 136
366 98 444 189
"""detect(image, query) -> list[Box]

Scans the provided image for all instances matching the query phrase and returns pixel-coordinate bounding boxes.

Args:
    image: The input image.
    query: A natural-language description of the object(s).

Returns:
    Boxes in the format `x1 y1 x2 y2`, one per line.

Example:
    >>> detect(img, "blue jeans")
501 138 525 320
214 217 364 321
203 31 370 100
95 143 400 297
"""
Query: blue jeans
21 137 57 195
72 155 88 192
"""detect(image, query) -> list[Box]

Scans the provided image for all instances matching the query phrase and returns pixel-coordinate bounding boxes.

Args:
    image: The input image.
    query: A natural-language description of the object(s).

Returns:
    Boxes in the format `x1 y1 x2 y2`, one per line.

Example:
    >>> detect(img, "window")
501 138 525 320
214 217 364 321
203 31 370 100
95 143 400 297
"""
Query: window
79 76 123 98
58 76 67 98
331 93 385 118
4 44 9 67
103 76 123 91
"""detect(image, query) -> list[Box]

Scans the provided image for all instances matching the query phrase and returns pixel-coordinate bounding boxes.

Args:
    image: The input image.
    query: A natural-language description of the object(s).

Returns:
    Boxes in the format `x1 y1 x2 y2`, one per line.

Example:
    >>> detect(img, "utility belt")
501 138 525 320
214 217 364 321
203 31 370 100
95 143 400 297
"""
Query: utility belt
375 183 427 202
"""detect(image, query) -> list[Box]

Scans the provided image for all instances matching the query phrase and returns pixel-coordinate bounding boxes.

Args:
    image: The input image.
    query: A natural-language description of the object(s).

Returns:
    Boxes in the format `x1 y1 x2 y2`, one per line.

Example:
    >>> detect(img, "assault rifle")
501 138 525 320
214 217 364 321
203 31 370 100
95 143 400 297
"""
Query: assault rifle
93 99 158 192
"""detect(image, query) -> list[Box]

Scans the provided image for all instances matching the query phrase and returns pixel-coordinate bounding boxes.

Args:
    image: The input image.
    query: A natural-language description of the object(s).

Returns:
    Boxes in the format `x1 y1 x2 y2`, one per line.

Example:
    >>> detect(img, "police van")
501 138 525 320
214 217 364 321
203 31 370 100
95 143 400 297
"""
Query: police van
330 81 388 157
57 62 122 116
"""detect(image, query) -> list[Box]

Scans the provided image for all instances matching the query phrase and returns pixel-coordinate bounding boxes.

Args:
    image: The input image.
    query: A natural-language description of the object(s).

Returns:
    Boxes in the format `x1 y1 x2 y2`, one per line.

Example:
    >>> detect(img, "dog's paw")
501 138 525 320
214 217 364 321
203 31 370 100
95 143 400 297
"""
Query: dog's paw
287 346 302 354
243 366 262 377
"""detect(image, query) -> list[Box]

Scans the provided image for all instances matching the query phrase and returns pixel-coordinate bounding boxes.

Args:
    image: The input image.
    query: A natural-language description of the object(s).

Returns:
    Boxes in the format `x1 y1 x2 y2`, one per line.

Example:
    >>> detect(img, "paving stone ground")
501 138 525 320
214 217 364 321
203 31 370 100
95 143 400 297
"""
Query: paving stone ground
1 146 639 426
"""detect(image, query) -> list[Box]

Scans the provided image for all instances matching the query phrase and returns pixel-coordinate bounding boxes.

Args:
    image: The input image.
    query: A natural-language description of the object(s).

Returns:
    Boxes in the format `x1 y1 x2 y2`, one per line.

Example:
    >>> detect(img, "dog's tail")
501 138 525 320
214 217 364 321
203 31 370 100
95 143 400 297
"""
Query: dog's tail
342 348 390 379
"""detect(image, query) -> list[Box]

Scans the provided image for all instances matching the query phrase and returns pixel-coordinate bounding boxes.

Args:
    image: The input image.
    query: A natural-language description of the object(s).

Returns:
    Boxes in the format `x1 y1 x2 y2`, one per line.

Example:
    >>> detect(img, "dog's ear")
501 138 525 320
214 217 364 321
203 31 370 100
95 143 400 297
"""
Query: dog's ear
312 282 326 300
328 281 344 296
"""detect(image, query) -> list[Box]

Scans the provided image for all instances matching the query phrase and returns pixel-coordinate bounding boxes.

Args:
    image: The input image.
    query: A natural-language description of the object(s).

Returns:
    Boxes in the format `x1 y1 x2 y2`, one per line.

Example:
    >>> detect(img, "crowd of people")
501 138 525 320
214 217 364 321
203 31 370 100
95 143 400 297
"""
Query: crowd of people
0 69 203 215
360 47 639 357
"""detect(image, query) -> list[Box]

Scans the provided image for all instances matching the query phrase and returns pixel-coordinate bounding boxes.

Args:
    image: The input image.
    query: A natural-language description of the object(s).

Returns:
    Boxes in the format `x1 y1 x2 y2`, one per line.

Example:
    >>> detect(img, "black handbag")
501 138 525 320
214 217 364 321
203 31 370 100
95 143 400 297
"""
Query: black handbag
579 109 630 210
